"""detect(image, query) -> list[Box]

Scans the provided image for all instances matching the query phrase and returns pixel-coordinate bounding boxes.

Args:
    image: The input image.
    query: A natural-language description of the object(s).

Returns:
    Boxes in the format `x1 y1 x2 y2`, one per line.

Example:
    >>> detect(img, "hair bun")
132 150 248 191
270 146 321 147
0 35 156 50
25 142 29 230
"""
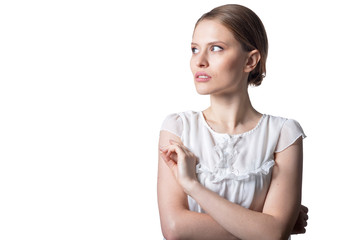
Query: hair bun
248 67 265 86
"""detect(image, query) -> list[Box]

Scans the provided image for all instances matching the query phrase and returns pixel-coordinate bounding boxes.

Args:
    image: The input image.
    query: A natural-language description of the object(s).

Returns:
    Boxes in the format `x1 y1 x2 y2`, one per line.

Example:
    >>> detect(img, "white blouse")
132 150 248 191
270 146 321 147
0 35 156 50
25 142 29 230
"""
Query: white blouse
161 110 306 214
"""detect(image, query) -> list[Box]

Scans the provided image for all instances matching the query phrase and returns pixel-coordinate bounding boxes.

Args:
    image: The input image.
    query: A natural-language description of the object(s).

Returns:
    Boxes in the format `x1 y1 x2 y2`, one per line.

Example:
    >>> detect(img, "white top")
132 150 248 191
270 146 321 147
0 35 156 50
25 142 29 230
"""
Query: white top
160 110 306 214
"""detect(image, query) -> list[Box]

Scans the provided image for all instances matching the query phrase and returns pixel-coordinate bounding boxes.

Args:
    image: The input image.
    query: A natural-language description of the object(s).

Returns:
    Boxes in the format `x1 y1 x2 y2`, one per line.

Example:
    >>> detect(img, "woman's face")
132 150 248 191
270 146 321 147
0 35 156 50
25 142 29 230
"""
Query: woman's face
190 19 249 95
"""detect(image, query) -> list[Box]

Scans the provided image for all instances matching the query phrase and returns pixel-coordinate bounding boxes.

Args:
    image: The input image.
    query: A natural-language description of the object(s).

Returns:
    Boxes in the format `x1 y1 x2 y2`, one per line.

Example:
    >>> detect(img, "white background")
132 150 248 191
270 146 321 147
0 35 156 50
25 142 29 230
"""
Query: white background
1 0 360 239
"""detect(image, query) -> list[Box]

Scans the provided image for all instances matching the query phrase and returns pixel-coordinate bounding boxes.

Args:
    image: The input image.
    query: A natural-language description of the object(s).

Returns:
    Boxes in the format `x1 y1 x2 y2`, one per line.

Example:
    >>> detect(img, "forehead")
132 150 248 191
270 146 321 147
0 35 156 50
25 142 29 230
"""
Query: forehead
192 19 236 44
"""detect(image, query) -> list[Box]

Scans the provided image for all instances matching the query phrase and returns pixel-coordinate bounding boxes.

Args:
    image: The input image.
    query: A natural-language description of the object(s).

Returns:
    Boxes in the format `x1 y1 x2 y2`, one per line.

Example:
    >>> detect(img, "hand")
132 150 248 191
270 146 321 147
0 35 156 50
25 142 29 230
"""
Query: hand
160 140 199 193
291 204 308 234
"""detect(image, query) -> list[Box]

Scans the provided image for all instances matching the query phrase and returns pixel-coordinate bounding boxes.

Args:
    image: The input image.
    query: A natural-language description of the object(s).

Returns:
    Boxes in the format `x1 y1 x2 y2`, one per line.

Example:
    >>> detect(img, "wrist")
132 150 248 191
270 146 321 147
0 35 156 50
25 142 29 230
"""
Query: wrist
183 179 202 196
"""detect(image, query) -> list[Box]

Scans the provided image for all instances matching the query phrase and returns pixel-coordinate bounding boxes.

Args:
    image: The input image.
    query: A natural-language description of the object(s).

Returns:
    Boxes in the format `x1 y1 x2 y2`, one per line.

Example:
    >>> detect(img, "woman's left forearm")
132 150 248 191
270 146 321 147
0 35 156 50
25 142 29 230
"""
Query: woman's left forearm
186 181 286 240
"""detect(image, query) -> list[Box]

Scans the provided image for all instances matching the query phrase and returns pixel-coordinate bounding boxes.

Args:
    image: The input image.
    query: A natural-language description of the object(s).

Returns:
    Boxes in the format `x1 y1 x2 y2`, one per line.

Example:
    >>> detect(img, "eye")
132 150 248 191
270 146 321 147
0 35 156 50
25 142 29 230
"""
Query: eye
211 45 223 52
191 47 199 54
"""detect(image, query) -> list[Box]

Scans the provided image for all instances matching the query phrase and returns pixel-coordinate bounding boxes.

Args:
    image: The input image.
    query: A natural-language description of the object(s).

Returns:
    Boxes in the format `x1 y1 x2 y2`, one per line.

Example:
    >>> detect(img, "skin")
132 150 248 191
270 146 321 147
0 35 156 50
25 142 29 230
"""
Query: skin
157 19 307 240
190 19 262 134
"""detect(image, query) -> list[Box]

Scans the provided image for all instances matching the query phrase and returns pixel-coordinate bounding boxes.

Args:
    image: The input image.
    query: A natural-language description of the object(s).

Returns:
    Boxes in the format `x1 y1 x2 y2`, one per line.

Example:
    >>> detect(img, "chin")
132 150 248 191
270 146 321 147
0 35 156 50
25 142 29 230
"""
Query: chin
196 91 210 95
194 86 212 95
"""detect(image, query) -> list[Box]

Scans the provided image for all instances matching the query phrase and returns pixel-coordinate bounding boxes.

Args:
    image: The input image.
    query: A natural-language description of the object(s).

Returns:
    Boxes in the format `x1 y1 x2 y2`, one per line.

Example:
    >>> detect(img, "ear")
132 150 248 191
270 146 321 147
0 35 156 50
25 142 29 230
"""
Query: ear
244 49 261 73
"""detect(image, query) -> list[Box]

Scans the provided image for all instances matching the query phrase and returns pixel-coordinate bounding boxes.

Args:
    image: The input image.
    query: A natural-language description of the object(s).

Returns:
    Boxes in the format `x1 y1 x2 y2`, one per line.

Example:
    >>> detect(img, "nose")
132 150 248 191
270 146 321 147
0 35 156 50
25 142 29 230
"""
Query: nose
196 51 209 68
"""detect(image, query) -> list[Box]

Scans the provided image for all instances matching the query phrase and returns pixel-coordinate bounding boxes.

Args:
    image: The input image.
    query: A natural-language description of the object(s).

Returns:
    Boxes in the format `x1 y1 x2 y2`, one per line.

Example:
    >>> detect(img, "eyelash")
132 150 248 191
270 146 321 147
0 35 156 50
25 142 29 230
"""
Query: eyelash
191 45 224 54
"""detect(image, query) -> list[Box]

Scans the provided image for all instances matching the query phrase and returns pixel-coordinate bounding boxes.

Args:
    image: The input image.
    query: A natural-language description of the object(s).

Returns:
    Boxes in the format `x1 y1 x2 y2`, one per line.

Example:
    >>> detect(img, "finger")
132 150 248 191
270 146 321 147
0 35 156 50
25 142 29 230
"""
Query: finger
161 143 183 150
160 151 177 169
300 204 309 213
163 144 186 159
169 140 194 155
159 151 171 162
168 152 178 162
294 225 306 233
169 139 183 146
169 140 193 156
291 227 305 235
161 145 185 163
159 145 170 153
291 209 307 235
300 208 308 220
298 228 306 234
160 144 182 155
166 150 179 162
160 148 178 162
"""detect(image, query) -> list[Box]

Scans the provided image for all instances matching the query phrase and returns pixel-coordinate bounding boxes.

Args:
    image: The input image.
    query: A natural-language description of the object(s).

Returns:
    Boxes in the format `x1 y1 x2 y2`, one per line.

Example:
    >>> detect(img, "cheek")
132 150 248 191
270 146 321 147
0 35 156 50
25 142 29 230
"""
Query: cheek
215 56 243 78
190 58 197 74
231 56 246 79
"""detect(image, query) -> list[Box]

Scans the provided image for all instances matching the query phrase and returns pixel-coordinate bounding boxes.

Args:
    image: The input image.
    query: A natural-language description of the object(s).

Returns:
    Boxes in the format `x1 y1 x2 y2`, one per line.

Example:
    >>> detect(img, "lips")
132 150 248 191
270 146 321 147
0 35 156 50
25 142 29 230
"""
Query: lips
195 72 211 82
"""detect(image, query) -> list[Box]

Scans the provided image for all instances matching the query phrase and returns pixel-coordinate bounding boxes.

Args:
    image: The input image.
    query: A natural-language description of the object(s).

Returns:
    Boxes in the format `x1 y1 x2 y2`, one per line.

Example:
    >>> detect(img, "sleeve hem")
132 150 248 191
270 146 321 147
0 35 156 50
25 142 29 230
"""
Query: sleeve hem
159 129 182 139
160 112 183 138
274 133 306 153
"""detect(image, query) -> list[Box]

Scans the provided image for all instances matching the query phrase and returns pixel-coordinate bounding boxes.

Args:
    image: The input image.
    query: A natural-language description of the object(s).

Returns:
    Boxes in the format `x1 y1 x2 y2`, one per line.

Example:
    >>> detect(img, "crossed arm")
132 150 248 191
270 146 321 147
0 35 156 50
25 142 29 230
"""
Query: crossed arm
157 130 306 240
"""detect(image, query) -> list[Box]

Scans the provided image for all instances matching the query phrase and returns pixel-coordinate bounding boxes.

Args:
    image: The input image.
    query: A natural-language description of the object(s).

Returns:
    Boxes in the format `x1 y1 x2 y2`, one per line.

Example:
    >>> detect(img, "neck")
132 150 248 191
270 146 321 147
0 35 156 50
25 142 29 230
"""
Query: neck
203 89 261 132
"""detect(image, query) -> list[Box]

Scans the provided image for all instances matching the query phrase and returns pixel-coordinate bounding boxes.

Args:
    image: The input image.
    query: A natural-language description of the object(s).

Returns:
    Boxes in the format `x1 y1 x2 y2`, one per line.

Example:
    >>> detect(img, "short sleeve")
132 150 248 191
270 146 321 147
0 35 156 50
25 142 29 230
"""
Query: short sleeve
160 113 183 138
275 119 306 153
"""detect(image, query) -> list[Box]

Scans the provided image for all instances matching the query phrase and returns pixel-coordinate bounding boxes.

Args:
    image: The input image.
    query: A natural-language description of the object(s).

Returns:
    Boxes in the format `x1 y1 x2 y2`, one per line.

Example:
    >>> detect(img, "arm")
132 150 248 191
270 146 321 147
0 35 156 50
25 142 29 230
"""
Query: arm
162 136 304 240
157 130 239 240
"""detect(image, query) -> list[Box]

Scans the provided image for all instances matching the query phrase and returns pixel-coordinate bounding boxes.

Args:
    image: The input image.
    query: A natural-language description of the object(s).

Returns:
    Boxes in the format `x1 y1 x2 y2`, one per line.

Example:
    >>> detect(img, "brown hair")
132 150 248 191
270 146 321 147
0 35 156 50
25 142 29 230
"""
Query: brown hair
195 4 268 86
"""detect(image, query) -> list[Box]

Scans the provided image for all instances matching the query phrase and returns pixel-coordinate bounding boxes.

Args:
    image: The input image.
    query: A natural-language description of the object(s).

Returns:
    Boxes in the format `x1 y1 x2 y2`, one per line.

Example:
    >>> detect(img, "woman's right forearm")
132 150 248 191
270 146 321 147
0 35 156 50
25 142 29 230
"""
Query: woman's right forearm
163 209 238 240
158 131 238 240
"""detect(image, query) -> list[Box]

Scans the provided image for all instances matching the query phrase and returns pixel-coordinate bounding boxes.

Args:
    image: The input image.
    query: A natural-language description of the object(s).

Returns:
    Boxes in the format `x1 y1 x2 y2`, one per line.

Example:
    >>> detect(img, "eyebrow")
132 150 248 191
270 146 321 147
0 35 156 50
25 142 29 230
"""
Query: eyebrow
191 41 227 46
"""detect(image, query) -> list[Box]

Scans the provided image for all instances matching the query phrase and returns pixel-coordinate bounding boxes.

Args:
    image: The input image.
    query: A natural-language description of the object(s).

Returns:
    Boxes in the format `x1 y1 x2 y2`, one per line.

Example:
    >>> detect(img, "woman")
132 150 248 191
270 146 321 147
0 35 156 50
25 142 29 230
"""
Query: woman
158 4 308 240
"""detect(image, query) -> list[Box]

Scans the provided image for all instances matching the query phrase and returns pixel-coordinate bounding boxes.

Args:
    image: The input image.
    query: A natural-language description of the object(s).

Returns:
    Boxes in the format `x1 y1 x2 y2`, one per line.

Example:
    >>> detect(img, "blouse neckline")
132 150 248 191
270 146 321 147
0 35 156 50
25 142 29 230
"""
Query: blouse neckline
199 111 266 138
